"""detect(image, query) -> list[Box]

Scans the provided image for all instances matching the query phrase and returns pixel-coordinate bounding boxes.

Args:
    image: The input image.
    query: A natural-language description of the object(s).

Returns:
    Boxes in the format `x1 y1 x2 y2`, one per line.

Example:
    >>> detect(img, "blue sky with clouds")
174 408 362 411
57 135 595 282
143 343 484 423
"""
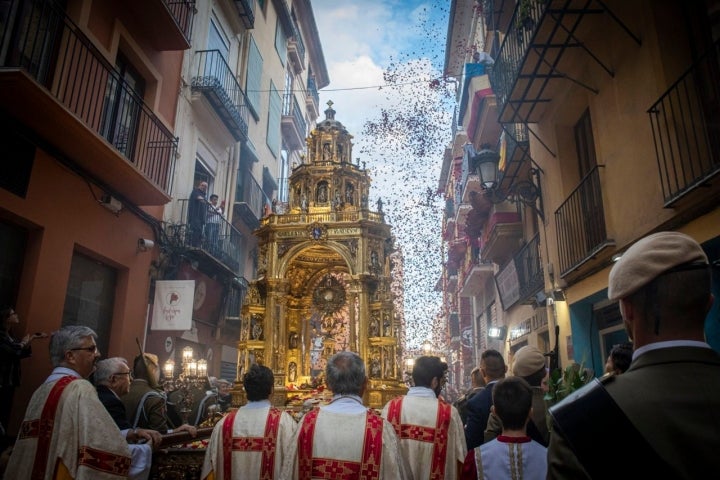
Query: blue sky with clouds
312 1 453 348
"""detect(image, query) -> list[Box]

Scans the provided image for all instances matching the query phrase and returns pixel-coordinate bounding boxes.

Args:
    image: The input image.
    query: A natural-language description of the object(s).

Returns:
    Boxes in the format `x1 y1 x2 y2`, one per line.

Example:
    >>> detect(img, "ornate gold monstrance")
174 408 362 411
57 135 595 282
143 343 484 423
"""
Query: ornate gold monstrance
237 102 406 408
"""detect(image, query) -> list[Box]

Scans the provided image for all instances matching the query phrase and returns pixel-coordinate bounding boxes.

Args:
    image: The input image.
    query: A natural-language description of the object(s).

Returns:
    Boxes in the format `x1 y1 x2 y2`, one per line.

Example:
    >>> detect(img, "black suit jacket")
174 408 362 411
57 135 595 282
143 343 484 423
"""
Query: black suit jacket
97 384 132 430
464 380 498 450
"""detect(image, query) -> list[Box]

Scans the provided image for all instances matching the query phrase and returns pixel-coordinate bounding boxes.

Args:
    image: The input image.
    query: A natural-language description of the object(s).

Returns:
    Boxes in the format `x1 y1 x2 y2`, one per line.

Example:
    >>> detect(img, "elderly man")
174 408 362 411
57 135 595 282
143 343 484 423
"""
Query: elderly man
547 231 720 479
122 353 196 437
5 326 133 479
202 365 296 479
281 351 408 479
382 355 466 479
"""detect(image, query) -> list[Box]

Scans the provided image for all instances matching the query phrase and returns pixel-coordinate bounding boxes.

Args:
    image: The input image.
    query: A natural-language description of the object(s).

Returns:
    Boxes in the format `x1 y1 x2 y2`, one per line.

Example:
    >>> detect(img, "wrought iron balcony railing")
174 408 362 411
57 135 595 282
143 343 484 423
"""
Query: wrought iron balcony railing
555 166 612 277
515 233 543 303
164 0 196 43
0 0 177 193
282 93 307 150
648 39 720 206
176 198 243 274
191 50 249 142
235 170 271 229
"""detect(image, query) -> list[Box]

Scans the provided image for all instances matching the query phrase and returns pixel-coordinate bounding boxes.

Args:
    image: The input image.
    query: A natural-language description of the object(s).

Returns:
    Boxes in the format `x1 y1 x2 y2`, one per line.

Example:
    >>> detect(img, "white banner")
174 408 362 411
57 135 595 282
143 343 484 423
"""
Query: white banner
151 280 194 331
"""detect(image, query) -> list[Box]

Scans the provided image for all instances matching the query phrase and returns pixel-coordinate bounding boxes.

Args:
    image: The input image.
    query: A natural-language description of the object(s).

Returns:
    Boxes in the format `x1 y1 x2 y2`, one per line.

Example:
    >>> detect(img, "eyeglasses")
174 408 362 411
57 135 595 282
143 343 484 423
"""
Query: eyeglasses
70 345 97 353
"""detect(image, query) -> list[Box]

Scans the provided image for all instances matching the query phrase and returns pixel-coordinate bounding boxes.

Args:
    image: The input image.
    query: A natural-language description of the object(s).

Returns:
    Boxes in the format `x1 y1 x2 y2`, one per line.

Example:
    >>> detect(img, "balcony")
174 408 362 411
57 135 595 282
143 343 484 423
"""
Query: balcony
306 77 320 118
459 249 494 297
235 170 271 229
480 208 522 264
0 1 176 205
489 0 640 124
495 233 543 310
233 0 255 29
174 199 244 275
459 64 501 146
648 39 720 209
191 50 249 142
556 166 614 279
287 28 306 74
282 93 307 150
126 0 195 50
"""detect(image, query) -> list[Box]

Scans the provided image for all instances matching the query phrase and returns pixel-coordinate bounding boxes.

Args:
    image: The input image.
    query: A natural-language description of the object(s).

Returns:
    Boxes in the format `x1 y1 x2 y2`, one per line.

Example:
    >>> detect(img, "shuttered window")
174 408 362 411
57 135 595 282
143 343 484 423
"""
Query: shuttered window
245 37 263 118
267 81 281 156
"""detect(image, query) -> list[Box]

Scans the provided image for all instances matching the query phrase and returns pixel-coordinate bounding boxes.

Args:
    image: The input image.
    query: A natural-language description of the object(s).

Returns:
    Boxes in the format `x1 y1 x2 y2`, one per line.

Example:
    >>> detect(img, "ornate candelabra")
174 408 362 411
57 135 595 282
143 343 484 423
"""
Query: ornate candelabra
162 346 209 425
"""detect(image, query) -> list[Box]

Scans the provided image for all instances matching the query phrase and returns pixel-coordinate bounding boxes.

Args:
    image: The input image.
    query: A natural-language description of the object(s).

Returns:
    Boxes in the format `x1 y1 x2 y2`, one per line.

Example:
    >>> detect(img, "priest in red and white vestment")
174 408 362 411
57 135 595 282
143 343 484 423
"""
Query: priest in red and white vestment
382 355 467 480
5 325 144 479
201 364 296 479
281 351 408 480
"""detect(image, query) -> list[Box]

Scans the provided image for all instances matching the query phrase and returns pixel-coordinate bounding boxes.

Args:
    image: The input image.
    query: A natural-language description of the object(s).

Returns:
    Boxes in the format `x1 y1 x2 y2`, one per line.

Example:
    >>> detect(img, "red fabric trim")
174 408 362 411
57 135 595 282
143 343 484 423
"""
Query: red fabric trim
77 446 132 476
385 397 403 437
298 409 383 480
466 87 494 137
430 402 451 480
221 409 238 480
31 376 77 480
297 408 319 480
259 408 282 480
497 435 532 443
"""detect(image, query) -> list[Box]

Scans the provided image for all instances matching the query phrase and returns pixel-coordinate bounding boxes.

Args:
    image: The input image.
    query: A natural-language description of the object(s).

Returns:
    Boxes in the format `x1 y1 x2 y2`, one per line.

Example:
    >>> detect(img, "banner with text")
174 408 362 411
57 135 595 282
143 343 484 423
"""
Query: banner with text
151 280 194 331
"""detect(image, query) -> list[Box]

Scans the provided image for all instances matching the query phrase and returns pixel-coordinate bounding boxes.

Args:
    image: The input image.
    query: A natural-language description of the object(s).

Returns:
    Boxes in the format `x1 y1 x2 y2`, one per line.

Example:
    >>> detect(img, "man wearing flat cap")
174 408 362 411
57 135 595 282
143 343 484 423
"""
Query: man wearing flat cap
484 346 549 446
547 231 720 479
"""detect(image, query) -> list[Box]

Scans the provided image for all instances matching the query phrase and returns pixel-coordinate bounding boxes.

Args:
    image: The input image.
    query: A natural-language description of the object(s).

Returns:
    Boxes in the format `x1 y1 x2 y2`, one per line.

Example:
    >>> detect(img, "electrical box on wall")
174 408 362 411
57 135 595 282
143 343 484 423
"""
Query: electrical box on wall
100 194 123 214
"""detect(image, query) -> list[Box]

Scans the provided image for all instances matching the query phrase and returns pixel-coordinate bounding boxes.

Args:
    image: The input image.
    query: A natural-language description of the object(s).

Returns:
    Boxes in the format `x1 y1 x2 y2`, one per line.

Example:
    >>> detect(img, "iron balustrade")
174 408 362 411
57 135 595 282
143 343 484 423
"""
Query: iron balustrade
0 0 177 193
515 233 543 303
282 92 307 138
555 166 609 276
191 49 249 141
165 0 196 43
488 0 547 119
235 170 271 228
647 39 720 205
177 198 243 274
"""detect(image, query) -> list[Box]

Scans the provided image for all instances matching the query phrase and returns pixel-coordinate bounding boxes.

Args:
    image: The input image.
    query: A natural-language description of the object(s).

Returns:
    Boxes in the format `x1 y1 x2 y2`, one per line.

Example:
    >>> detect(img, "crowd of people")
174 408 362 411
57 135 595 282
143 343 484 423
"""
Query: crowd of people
1 230 719 479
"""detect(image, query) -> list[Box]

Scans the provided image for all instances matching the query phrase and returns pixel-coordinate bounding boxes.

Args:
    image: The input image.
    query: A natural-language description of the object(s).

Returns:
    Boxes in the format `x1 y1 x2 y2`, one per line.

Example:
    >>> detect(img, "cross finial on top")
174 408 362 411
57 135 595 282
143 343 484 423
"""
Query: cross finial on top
327 100 334 108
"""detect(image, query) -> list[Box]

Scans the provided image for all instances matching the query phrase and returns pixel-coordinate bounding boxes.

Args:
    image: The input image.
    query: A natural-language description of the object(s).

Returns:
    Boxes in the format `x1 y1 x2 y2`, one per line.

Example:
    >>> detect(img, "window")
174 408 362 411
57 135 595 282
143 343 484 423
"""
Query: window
574 108 597 177
208 17 230 61
0 220 27 309
245 37 263 118
0 127 34 198
274 18 287 65
62 252 117 355
100 54 145 161
279 145 289 202
267 81 281 156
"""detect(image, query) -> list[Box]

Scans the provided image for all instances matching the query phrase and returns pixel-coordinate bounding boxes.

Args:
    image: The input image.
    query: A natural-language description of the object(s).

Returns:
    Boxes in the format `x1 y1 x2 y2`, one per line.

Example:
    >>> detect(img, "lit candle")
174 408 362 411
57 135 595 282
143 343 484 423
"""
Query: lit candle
182 346 194 363
164 359 175 378
197 359 208 377
188 360 198 377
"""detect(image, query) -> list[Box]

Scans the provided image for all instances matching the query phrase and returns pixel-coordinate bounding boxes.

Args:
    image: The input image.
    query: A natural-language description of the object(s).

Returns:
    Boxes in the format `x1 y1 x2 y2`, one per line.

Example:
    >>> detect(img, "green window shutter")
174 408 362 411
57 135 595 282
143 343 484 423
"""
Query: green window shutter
246 37 263 116
274 19 287 65
267 81 281 156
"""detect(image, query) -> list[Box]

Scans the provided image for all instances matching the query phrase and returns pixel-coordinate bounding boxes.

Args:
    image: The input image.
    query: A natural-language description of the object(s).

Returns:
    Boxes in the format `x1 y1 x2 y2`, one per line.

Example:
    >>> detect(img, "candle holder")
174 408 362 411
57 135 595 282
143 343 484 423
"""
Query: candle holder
162 347 211 425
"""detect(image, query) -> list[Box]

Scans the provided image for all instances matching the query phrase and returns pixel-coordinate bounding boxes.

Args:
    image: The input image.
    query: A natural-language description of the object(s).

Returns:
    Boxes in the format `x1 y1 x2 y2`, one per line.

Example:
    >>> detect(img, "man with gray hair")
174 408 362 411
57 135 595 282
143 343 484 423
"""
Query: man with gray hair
282 351 408 479
547 231 720 478
5 326 134 478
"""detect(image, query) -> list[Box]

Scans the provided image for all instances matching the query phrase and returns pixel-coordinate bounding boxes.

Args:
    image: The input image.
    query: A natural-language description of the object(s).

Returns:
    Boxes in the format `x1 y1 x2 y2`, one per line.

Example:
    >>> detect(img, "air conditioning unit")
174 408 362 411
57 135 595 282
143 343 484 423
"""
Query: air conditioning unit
100 194 123 214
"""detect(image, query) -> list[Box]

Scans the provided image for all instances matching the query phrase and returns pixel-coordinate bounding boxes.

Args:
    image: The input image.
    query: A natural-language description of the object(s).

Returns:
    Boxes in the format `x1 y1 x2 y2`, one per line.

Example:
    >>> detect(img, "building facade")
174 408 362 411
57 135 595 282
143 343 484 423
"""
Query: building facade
442 0 720 387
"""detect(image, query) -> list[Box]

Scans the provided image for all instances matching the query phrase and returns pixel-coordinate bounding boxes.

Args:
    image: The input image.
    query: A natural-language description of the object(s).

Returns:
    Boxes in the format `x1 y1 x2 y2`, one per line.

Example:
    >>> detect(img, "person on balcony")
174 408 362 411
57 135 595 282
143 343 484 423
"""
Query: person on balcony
202 364 296 479
205 194 223 255
188 181 208 247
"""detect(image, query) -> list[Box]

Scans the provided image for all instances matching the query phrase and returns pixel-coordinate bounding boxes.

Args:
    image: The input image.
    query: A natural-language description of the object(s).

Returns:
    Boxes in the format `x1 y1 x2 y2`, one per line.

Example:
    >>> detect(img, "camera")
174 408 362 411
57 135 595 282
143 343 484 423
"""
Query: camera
138 238 155 251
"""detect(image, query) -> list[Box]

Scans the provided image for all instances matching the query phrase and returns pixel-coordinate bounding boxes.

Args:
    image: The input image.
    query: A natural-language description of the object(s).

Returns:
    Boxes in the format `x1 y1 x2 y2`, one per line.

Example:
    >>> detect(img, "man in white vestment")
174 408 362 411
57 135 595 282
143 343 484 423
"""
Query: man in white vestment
382 355 467 480
5 325 144 479
281 351 408 479
201 364 296 479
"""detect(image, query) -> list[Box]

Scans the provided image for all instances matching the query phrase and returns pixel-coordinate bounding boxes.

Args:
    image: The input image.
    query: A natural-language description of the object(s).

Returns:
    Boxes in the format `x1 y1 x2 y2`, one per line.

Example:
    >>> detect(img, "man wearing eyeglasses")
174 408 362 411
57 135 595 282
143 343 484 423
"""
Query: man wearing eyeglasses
5 325 134 479
381 355 467 480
